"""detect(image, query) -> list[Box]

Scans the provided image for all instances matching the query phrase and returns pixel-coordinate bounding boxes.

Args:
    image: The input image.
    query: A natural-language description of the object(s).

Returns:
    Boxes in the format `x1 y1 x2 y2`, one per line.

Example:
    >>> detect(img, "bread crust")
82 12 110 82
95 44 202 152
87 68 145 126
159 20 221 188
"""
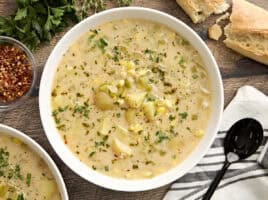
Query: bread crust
176 0 228 23
224 38 268 65
231 0 268 34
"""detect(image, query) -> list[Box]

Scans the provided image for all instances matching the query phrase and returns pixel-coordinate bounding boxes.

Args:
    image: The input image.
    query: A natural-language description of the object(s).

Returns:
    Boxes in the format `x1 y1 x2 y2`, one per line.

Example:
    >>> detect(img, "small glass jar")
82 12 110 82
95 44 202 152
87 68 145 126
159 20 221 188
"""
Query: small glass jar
0 36 37 111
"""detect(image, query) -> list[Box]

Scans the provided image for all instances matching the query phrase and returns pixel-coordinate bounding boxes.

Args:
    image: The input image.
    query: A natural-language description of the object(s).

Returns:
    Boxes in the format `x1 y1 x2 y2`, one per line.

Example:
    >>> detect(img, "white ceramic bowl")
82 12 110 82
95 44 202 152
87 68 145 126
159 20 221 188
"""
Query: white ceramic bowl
0 124 68 199
39 7 224 192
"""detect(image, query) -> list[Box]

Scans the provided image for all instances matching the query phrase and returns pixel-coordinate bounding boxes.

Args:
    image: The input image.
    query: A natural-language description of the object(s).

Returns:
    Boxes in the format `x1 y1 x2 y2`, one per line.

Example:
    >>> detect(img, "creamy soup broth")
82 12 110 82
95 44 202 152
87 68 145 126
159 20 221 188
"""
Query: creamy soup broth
51 19 211 179
0 134 61 200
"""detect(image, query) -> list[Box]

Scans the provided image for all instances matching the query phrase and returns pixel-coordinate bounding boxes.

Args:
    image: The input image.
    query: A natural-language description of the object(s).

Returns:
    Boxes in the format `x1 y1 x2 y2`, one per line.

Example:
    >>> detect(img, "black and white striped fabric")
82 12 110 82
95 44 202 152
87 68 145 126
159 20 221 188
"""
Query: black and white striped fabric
164 86 268 200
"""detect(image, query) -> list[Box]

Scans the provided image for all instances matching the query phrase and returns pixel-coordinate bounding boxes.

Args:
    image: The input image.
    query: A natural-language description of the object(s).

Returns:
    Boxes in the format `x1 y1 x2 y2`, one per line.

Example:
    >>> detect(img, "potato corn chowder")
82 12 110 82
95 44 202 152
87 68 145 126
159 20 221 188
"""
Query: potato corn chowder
51 19 211 179
0 134 61 200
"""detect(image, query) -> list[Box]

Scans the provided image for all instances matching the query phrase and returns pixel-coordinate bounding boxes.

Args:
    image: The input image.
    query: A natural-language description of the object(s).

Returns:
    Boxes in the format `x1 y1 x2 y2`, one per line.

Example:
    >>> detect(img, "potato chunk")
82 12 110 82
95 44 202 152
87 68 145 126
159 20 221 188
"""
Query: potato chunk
100 118 111 135
40 179 57 199
94 91 114 110
138 76 152 91
143 101 156 121
125 92 147 108
111 138 132 157
125 109 136 124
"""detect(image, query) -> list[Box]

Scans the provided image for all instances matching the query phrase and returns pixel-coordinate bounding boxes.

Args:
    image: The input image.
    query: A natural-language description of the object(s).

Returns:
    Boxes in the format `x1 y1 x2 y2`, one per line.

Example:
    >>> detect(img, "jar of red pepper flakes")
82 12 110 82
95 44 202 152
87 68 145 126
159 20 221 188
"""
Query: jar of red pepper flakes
0 36 36 111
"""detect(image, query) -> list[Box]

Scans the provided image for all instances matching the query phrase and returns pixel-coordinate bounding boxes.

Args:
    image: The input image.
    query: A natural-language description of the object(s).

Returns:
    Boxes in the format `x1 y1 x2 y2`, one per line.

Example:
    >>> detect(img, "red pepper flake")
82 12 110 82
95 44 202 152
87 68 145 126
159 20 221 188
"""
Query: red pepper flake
63 134 68 144
0 45 32 103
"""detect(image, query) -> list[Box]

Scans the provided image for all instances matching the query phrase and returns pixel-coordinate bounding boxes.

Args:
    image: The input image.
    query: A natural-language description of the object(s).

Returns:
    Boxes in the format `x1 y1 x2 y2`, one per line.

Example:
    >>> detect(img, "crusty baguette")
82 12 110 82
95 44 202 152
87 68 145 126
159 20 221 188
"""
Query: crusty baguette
176 0 229 23
224 0 268 65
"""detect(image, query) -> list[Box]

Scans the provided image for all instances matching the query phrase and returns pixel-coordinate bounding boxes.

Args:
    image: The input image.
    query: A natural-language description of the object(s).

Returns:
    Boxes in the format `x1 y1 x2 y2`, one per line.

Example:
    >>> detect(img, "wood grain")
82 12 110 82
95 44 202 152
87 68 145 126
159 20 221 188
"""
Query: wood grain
0 0 268 200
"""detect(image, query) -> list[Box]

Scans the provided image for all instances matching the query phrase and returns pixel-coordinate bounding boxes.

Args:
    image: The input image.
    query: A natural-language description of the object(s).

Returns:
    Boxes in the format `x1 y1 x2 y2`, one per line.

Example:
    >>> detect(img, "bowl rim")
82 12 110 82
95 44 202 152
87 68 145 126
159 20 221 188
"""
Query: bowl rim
0 124 69 199
0 36 37 111
39 7 224 192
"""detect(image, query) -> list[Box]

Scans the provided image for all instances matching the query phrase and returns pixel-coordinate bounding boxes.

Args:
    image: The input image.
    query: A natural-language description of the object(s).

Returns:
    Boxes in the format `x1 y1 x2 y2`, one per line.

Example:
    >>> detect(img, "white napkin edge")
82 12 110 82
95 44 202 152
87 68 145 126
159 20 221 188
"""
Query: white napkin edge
220 85 268 130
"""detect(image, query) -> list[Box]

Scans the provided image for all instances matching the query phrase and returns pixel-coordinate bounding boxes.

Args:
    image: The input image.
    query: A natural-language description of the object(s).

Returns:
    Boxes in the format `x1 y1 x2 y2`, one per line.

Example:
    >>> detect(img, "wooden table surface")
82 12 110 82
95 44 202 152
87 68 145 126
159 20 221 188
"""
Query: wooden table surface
1 0 268 199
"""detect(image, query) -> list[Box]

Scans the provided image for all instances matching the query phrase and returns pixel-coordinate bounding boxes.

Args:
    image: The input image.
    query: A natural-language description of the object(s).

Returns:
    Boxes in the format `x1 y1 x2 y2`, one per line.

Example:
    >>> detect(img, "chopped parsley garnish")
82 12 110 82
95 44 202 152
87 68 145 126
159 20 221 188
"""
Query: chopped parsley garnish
95 141 105 147
89 151 96 157
159 150 166 156
52 106 68 124
0 148 9 169
145 160 155 165
26 173 31 186
82 123 90 128
179 56 185 65
76 92 84 97
104 165 109 171
95 135 109 147
155 131 170 143
169 115 176 121
17 194 25 200
132 164 139 169
112 46 120 62
92 165 97 170
192 114 198 120
88 29 98 43
192 74 199 79
58 106 68 112
73 103 90 118
181 39 190 46
144 49 166 63
179 112 188 119
96 38 108 53
8 165 24 180
144 134 150 142
14 165 23 180
144 48 155 54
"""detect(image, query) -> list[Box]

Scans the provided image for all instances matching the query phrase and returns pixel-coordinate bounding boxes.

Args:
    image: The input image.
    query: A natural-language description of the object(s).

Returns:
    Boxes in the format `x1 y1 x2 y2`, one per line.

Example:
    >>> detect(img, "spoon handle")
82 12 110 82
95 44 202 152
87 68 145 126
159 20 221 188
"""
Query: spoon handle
202 161 231 200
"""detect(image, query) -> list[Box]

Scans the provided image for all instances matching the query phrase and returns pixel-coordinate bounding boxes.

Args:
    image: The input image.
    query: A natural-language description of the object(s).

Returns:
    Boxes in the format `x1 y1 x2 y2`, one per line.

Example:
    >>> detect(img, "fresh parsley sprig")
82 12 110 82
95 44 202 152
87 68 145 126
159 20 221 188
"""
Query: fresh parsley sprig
0 0 77 51
0 0 133 51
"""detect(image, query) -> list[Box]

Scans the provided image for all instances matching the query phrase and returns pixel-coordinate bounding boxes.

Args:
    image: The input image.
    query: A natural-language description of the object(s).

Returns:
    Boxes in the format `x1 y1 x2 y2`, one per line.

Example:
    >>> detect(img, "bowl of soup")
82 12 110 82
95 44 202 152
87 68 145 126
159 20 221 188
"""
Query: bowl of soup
39 7 224 191
0 124 68 199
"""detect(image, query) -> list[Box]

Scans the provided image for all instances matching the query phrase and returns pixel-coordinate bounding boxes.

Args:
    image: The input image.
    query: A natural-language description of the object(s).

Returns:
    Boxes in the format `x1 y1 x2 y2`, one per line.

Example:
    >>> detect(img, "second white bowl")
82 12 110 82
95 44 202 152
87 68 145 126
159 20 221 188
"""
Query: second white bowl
0 124 68 199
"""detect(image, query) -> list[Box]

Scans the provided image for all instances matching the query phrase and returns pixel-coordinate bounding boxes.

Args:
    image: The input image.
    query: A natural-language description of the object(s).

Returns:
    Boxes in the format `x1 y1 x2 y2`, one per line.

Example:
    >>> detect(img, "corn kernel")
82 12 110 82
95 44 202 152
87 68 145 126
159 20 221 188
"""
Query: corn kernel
127 69 136 76
120 60 135 70
195 129 204 137
129 124 143 133
157 106 167 115
12 138 22 145
117 80 125 87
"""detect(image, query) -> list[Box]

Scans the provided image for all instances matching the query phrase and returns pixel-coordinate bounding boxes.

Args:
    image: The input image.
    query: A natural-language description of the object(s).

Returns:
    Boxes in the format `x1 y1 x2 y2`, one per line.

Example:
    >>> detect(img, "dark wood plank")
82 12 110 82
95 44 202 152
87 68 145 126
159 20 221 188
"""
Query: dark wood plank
0 0 268 199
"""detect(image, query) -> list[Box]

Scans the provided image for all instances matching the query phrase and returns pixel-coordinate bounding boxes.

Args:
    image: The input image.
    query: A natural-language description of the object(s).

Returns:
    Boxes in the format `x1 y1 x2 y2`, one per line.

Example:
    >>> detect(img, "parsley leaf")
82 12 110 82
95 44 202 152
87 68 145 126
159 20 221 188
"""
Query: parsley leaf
179 112 188 119
26 173 31 186
95 38 108 53
17 193 25 200
155 131 170 143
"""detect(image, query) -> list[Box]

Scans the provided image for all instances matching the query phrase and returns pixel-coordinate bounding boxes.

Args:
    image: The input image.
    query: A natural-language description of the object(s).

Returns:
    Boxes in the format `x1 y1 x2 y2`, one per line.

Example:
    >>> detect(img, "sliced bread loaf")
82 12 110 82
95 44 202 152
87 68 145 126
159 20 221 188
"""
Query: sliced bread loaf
224 0 268 65
176 0 229 23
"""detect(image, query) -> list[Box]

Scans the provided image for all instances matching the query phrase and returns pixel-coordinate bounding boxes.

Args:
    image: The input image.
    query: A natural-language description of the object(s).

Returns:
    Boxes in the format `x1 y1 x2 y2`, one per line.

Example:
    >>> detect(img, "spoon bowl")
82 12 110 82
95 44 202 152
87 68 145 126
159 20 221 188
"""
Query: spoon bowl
225 118 263 161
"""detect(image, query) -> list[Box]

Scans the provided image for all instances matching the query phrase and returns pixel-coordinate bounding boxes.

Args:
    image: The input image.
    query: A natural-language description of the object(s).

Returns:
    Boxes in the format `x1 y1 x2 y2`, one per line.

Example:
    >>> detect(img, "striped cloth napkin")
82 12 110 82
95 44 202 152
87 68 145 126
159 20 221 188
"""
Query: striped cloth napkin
164 86 268 200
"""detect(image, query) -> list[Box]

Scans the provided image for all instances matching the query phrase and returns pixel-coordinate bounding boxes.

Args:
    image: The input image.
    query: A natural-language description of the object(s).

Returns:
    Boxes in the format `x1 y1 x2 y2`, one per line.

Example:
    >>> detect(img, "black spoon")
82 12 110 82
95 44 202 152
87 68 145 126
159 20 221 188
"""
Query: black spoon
202 118 263 200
